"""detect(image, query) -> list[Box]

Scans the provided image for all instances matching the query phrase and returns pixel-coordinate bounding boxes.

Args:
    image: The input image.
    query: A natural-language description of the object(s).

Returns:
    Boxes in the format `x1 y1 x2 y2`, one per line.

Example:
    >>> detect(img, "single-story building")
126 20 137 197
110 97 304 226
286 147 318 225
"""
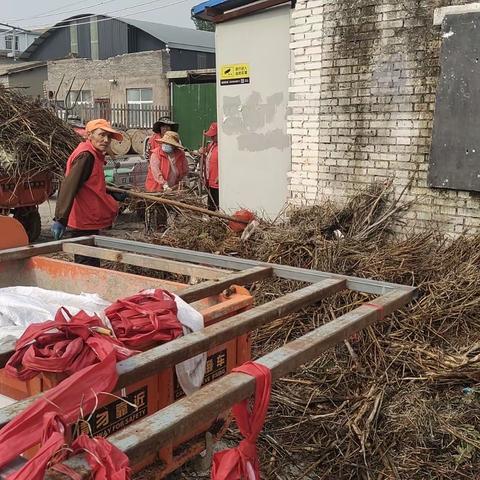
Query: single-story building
192 0 480 235
0 61 47 98
45 51 171 110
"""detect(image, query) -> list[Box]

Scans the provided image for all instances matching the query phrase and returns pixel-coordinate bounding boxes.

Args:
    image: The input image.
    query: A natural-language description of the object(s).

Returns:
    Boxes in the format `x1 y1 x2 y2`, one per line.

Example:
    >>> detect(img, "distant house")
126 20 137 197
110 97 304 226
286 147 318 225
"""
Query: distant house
20 14 215 70
0 62 47 98
0 28 41 59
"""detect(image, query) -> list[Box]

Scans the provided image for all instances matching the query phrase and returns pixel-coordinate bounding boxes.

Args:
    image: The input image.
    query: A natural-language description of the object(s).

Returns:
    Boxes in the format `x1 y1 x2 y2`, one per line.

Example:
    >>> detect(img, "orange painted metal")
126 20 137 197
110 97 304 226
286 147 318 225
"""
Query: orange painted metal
0 172 54 209
0 257 252 476
0 216 28 249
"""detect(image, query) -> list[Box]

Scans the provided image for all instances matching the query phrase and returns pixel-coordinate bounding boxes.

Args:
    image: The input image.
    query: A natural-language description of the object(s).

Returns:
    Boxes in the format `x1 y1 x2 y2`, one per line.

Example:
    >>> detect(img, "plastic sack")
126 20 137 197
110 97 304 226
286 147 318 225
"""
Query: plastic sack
211 362 271 480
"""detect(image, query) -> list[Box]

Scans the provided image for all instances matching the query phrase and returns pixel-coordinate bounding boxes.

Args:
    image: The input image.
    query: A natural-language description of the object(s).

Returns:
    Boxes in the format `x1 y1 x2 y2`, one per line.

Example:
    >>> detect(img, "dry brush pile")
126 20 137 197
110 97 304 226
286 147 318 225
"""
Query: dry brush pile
0 86 79 179
153 183 480 479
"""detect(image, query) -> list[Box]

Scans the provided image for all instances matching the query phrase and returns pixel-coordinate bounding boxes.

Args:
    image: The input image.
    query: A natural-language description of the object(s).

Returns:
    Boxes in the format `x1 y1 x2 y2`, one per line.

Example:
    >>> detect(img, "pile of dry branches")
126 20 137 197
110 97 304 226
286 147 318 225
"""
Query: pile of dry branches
0 86 79 178
154 183 480 479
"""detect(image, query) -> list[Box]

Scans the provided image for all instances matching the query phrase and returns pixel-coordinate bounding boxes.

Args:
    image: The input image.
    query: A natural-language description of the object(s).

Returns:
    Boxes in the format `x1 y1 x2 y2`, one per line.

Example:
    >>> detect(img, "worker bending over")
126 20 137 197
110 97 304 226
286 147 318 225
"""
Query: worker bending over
145 131 188 193
144 118 178 161
201 122 219 210
51 119 126 267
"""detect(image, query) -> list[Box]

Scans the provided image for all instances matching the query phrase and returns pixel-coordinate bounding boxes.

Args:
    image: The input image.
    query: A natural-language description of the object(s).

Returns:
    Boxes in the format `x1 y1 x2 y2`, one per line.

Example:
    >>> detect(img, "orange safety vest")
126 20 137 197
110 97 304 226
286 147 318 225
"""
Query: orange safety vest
145 147 188 192
206 142 218 189
65 140 118 230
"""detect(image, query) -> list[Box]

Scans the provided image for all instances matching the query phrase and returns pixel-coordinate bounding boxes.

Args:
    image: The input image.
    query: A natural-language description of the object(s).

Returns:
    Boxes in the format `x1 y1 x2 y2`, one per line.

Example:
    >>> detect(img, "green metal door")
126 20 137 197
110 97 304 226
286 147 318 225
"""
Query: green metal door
172 83 217 151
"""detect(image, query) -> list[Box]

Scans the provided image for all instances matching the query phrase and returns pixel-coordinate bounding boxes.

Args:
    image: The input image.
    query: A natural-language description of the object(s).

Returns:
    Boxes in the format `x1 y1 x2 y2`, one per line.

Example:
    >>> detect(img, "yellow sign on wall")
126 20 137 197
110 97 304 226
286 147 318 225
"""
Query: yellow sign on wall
220 63 250 85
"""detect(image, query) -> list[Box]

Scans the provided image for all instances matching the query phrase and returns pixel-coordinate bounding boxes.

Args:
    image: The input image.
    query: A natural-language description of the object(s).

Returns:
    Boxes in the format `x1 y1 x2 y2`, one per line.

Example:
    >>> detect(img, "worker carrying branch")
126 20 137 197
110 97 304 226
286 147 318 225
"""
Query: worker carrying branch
145 131 189 193
51 119 126 267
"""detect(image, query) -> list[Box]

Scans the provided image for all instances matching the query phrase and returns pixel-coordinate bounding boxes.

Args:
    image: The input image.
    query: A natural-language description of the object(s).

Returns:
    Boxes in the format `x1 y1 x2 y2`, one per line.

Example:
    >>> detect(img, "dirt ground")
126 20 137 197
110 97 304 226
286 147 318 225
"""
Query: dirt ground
37 196 147 244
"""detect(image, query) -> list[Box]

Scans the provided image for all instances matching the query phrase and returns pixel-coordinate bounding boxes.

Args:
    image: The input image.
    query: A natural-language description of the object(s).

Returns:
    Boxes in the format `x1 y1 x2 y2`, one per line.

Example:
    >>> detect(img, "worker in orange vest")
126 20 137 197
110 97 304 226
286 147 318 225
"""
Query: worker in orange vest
145 131 189 192
51 119 125 267
144 118 179 161
201 122 219 210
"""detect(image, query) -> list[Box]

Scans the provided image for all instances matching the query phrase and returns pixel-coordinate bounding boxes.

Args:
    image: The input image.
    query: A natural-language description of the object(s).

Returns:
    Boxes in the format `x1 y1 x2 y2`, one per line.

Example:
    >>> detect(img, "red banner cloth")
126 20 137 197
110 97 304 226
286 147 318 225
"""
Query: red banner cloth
211 362 272 480
0 350 119 470
105 289 182 349
5 308 133 381
6 413 130 480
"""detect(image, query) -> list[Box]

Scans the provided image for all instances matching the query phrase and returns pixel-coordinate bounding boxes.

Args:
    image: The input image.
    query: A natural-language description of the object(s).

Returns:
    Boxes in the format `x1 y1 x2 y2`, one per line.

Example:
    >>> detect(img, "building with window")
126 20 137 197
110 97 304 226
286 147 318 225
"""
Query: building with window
44 50 171 128
20 14 215 70
0 28 41 59
192 0 480 235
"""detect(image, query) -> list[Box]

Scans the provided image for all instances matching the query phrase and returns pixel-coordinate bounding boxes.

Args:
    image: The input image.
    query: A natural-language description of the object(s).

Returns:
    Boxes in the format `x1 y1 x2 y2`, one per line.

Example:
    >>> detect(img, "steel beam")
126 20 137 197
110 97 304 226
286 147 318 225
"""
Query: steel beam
92 236 414 295
62 243 232 280
0 237 93 263
179 266 273 303
44 287 414 479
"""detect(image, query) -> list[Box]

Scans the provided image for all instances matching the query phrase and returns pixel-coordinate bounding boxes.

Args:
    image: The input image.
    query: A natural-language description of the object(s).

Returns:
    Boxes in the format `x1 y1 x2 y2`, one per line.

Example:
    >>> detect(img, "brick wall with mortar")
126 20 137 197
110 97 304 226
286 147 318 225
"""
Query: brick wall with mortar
287 0 480 235
46 50 170 107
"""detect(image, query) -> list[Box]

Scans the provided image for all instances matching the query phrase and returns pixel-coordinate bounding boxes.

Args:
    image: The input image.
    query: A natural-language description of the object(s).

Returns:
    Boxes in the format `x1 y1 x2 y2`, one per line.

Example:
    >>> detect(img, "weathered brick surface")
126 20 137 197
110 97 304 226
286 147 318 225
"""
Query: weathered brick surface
287 0 480 234
46 51 170 107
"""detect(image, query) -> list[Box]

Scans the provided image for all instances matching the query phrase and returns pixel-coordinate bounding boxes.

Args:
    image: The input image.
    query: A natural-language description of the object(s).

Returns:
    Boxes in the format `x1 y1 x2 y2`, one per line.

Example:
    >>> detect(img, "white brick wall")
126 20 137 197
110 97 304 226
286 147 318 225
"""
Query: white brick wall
287 0 480 234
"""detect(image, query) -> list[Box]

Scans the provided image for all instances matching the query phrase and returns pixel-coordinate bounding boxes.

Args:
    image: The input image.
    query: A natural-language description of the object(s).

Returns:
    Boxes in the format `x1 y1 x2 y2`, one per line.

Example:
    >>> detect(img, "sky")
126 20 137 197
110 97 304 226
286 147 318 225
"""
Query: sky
1 0 201 31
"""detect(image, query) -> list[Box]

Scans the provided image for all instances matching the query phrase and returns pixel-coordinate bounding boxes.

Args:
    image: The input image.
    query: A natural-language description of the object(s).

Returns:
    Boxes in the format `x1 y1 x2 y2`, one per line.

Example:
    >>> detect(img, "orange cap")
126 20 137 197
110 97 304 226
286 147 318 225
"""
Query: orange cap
85 119 123 141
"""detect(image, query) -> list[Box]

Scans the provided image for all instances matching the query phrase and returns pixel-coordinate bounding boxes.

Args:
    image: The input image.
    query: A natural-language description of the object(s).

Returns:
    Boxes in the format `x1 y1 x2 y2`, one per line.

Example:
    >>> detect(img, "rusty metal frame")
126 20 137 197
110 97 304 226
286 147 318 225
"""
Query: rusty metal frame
0 236 414 294
0 237 416 479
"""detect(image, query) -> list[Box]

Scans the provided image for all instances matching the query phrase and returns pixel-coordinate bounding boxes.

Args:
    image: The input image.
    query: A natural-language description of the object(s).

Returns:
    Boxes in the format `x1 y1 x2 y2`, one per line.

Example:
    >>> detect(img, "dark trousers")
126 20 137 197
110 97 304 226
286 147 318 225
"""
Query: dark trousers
70 229 100 267
207 187 219 211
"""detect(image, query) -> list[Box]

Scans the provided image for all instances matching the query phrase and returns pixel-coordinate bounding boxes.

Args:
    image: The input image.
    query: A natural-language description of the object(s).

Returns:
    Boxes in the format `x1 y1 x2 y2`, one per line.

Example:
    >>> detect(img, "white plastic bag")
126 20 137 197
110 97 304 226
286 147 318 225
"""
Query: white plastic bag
143 289 207 396
0 286 110 345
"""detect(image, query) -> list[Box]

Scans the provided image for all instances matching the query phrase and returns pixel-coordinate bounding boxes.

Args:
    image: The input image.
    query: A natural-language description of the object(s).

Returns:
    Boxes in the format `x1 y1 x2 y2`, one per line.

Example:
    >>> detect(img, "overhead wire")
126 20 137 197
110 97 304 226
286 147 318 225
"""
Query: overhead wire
6 0 119 23
20 0 195 31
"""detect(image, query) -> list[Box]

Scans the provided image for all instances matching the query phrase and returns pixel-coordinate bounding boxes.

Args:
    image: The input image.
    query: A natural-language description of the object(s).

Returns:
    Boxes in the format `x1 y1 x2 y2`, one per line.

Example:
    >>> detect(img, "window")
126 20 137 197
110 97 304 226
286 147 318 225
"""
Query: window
66 90 92 107
5 35 19 51
70 23 78 55
90 17 99 60
198 53 207 69
127 88 153 127
126 88 153 105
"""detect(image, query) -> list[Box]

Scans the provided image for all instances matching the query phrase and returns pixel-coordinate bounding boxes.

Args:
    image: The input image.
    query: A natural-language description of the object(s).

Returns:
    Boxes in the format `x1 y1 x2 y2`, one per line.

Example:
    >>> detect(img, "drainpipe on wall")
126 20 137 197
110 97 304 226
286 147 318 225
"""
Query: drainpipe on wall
11 28 16 61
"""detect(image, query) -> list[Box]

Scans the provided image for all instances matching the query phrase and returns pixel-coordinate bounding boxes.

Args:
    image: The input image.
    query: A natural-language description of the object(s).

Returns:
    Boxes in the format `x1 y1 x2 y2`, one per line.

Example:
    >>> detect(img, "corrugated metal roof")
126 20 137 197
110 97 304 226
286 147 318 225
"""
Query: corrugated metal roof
20 14 214 59
118 17 215 53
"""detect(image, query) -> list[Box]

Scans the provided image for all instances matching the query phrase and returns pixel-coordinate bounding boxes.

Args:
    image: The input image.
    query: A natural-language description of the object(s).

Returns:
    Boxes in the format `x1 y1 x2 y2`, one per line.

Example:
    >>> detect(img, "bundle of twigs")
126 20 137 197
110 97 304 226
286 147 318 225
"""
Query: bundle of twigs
151 182 480 479
125 186 210 233
0 86 79 179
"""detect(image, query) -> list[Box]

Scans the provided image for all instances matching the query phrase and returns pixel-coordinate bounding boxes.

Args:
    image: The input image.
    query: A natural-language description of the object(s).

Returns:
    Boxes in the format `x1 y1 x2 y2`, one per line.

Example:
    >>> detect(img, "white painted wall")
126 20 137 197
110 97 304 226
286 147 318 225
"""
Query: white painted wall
0 30 39 54
215 6 291 219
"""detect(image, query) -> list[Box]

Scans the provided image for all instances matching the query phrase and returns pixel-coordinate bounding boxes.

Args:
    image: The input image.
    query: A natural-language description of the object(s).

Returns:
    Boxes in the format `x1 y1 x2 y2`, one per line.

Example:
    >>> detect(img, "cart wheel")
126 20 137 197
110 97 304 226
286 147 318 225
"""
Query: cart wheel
13 207 42 243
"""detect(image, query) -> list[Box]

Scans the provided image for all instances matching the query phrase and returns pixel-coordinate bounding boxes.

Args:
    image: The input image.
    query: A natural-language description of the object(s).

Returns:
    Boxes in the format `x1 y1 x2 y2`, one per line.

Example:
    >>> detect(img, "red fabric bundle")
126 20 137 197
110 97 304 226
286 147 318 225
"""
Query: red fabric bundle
6 413 130 480
211 362 271 480
0 350 119 470
105 289 183 349
5 308 133 381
